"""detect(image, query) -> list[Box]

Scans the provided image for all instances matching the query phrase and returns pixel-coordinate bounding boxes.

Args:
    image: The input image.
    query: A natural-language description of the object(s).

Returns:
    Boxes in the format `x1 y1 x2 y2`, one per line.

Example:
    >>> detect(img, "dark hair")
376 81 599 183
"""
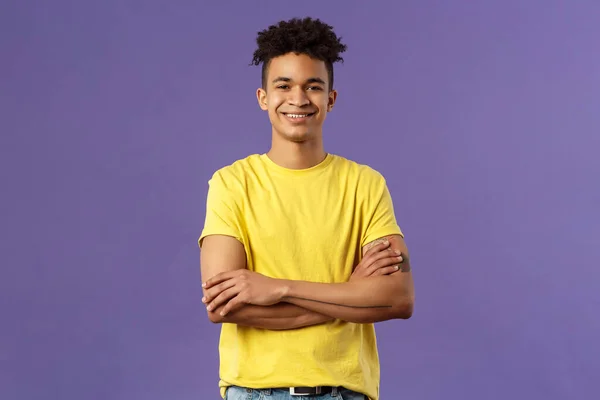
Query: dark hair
251 17 347 91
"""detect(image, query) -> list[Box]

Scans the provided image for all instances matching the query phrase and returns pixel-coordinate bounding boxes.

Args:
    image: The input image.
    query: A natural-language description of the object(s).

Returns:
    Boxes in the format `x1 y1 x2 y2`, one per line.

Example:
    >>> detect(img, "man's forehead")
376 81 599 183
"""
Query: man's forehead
267 54 328 80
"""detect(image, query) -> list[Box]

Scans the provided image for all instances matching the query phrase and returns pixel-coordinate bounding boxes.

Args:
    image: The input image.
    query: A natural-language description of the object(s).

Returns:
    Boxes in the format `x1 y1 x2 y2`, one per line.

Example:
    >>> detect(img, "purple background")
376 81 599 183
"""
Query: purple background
2 1 599 399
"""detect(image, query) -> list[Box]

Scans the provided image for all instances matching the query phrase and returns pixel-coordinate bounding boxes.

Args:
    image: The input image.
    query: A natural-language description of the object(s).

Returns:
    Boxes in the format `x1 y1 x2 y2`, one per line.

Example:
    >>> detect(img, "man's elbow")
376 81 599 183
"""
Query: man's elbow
207 310 225 324
392 296 414 320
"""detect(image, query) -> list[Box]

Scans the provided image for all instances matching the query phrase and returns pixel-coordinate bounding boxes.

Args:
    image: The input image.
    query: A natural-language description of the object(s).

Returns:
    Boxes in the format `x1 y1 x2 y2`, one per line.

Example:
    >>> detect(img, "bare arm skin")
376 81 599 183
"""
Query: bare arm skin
203 234 415 324
200 235 332 329
281 235 414 323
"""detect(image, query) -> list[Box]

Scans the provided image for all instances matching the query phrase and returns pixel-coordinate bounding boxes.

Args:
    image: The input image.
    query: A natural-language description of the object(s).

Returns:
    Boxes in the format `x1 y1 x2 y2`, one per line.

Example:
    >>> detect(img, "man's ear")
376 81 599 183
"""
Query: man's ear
327 89 338 111
256 88 268 110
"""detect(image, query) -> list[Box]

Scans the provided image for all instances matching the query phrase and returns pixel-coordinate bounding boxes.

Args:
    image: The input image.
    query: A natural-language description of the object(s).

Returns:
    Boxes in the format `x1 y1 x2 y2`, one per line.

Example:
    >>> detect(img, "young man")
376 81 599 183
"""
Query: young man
199 17 415 400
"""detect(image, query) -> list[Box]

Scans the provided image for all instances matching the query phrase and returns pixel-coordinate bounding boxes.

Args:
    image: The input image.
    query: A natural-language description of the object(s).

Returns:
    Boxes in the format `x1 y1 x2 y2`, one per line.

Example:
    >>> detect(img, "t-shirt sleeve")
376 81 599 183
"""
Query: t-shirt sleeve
198 171 244 247
361 173 404 248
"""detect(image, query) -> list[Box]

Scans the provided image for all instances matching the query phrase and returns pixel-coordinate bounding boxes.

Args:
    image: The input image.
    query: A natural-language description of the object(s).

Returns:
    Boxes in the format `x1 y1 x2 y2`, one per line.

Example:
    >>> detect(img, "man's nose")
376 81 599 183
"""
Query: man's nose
287 87 310 106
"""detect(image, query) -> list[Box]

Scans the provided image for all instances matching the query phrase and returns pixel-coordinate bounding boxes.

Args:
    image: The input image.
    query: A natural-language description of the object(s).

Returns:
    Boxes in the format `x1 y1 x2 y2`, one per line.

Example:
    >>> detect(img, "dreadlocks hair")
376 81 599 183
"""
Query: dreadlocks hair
251 17 347 91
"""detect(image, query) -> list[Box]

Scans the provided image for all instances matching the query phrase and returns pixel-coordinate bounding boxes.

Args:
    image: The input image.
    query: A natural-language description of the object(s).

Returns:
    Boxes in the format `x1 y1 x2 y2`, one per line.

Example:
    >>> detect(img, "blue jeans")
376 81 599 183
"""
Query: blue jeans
224 386 367 400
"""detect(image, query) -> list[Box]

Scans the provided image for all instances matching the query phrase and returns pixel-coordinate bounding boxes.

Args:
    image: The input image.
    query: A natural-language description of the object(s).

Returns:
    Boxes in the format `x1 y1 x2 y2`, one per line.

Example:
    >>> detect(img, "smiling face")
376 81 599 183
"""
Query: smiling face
256 53 337 143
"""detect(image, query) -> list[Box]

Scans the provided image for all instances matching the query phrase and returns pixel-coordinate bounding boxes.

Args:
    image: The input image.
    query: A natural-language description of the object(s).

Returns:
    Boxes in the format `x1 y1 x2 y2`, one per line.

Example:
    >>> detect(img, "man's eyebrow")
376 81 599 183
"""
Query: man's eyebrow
306 77 326 85
271 77 326 85
272 77 291 83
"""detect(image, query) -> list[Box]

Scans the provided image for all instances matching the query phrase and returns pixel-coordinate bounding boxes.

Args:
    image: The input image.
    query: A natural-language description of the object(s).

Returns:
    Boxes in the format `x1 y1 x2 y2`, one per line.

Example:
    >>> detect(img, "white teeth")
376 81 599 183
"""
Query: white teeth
286 113 310 118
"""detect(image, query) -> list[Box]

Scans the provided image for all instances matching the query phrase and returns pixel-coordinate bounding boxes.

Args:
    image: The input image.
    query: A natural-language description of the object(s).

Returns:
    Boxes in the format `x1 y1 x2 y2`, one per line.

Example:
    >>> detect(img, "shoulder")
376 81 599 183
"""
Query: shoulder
208 154 263 191
330 154 387 185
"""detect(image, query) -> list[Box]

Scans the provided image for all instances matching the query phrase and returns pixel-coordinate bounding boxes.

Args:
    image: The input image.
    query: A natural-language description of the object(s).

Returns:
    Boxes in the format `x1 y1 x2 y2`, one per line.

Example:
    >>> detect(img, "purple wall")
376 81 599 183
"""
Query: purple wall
2 1 598 399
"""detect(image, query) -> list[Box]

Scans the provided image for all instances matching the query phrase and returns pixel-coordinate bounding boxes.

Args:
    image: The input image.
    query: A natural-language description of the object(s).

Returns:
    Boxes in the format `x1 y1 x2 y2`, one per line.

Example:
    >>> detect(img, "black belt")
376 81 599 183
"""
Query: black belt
289 386 336 396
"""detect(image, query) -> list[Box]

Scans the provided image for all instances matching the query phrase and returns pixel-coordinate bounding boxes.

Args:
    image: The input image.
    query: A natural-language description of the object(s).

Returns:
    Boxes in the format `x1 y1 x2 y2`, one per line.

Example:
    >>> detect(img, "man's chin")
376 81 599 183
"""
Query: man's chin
278 129 315 143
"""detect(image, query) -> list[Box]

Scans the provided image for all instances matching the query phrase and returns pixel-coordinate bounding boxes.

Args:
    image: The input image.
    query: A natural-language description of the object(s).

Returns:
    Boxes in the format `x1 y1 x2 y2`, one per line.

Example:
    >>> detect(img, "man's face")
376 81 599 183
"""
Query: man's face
256 53 337 143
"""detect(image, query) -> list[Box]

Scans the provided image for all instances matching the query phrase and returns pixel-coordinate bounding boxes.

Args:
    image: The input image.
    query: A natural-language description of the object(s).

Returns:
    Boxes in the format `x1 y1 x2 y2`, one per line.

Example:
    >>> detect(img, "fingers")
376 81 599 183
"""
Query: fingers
365 247 403 265
203 279 236 306
363 239 391 257
372 265 401 276
203 271 236 289
354 241 400 277
366 255 403 274
206 286 239 312
220 296 246 316
364 251 404 275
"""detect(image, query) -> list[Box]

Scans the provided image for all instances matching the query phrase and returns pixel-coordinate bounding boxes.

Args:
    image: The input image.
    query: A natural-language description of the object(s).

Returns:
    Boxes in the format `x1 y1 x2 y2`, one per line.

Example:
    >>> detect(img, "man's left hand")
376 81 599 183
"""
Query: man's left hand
202 270 287 316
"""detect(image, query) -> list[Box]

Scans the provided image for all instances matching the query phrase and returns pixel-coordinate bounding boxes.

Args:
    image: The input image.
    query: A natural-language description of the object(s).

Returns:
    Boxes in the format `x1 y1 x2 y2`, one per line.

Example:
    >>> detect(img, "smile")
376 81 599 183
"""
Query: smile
282 112 315 122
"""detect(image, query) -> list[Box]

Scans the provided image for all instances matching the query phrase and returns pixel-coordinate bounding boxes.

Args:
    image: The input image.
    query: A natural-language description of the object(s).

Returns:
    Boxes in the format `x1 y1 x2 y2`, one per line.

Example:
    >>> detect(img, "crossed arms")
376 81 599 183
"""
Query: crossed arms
199 234 414 329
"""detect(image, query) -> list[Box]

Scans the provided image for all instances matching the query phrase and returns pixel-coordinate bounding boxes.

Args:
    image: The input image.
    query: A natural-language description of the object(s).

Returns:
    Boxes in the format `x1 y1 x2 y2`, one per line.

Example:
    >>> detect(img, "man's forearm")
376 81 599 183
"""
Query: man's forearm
280 274 414 324
207 303 333 330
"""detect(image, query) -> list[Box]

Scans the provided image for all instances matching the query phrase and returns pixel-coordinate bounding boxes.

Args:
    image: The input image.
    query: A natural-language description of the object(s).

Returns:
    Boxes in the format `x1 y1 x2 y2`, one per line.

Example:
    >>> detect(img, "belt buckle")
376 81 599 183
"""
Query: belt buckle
290 387 322 396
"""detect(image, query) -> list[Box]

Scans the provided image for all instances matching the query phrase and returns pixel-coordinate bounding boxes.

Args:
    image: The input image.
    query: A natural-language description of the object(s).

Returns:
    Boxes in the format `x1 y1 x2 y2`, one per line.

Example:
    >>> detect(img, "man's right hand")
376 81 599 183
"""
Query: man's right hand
350 239 404 281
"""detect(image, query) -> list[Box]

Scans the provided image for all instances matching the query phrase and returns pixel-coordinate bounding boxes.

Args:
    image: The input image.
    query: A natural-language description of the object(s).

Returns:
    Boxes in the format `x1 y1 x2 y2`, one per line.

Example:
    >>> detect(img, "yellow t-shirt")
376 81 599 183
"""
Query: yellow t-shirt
199 153 403 400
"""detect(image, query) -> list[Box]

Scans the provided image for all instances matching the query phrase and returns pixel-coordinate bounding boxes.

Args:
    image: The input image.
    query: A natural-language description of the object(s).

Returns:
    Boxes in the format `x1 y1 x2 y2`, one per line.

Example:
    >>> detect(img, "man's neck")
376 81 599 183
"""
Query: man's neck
267 135 327 170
